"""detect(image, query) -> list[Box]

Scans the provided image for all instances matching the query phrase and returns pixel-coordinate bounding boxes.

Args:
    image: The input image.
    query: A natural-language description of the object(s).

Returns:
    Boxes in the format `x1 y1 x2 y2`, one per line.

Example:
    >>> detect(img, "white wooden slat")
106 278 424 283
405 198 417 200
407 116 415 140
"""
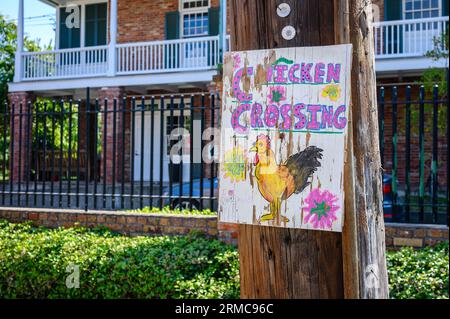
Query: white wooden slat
396 24 400 54
18 35 234 79
149 45 153 71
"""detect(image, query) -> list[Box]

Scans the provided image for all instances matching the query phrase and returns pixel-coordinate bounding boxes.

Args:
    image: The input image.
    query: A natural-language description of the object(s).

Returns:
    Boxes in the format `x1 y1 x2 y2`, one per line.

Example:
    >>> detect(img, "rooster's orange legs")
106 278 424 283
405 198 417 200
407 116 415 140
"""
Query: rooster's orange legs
259 199 290 224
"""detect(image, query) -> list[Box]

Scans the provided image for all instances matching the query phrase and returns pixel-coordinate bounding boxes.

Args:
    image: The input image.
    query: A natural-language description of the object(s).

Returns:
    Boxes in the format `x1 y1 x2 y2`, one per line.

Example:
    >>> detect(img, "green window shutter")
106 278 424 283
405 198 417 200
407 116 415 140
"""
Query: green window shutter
384 0 403 54
165 11 180 40
59 6 81 49
443 0 448 16
85 3 107 47
208 7 220 36
384 0 402 21
165 11 180 68
207 7 220 66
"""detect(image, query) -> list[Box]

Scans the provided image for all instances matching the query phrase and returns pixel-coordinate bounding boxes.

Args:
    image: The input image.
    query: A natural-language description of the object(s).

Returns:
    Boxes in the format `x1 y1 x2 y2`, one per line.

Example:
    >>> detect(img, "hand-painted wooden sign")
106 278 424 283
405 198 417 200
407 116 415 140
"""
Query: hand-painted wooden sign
218 44 352 232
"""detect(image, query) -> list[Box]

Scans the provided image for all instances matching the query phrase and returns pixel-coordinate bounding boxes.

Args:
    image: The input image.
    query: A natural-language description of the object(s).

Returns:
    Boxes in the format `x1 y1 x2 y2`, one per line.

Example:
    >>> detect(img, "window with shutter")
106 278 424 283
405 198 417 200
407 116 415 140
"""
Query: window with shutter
59 6 81 49
166 11 181 40
384 1 403 54
403 0 441 19
58 2 107 50
180 0 210 38
85 3 107 47
385 0 402 20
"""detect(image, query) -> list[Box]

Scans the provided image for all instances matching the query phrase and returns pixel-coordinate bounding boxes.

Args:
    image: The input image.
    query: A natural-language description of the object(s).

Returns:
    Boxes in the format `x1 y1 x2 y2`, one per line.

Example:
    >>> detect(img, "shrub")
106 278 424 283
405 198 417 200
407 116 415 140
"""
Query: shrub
127 206 217 216
2 219 448 299
0 220 239 299
387 242 449 299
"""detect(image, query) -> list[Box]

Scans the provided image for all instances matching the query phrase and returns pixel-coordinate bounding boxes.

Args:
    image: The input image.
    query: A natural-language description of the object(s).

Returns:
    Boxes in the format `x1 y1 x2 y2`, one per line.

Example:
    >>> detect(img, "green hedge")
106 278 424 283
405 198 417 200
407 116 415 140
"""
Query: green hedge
0 220 239 299
1 219 448 299
387 242 449 299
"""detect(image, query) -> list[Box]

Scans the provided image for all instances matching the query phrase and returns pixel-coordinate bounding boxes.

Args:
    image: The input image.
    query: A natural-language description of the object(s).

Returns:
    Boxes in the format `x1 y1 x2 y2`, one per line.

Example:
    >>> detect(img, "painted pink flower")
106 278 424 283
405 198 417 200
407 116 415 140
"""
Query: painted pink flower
268 86 286 104
303 189 339 230
233 54 241 69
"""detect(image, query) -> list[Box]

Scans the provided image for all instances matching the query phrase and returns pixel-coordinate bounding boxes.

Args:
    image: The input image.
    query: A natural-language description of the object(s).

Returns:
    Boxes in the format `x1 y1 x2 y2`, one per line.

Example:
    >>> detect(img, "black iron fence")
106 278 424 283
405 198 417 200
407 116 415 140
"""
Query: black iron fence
0 84 449 225
0 92 219 212
378 82 449 225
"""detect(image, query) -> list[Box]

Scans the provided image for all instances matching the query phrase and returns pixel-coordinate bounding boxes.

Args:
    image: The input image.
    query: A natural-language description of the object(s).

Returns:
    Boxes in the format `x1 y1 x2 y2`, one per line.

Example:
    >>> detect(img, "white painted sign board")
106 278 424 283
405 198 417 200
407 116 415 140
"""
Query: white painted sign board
218 44 352 232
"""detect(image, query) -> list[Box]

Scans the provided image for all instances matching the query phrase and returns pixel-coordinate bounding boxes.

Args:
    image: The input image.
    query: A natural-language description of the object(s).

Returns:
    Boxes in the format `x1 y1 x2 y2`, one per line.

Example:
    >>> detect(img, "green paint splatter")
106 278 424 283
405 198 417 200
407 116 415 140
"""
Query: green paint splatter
273 57 294 65
310 201 331 221
271 90 283 103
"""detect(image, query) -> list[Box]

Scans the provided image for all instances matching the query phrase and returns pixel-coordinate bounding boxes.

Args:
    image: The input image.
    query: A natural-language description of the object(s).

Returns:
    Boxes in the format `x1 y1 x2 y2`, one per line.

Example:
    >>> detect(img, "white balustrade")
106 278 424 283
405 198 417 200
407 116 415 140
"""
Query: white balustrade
19 35 227 81
22 46 108 80
116 36 221 75
374 16 448 59
17 18 450 81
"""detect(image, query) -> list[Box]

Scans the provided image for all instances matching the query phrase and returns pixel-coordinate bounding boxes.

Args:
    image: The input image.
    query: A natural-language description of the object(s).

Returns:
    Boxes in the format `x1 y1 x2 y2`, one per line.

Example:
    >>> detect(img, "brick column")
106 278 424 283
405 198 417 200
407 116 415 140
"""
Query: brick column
8 92 34 182
98 87 131 184
201 75 223 179
207 74 222 130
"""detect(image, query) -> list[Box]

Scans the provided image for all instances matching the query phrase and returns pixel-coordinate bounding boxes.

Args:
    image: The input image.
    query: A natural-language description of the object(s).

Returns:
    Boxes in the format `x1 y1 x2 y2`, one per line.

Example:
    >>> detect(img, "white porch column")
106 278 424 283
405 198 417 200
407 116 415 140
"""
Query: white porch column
14 0 24 82
107 0 118 76
221 0 227 53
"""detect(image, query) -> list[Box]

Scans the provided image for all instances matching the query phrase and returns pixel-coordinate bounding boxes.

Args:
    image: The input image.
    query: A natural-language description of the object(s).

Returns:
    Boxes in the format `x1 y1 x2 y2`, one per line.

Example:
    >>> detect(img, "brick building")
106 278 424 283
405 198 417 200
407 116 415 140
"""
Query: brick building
8 0 229 206
6 0 449 211
371 0 448 199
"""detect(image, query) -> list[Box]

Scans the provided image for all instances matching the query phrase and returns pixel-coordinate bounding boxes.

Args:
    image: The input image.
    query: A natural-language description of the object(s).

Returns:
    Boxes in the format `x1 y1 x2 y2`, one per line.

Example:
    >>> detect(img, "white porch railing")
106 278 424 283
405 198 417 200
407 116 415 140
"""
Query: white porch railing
22 46 108 80
20 36 225 81
374 16 449 59
116 36 222 74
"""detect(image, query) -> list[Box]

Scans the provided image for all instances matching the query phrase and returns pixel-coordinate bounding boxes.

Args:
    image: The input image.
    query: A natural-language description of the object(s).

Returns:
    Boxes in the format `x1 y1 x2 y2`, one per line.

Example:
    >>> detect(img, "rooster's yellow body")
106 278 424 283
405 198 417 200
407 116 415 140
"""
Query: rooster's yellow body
250 135 323 224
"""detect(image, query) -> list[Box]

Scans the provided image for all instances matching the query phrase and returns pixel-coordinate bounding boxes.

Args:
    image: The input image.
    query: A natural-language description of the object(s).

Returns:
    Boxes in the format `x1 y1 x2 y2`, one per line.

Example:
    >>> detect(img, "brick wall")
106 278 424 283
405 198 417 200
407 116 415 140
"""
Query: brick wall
1 208 446 249
385 222 449 248
0 207 218 238
218 222 238 245
7 92 34 182
97 87 131 183
217 221 449 249
378 84 448 191
116 0 229 44
117 0 176 43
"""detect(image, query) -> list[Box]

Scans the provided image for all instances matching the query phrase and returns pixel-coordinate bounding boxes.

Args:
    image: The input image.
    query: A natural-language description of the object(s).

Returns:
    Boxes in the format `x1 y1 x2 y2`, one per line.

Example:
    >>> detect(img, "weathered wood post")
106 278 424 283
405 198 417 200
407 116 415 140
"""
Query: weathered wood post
227 0 389 298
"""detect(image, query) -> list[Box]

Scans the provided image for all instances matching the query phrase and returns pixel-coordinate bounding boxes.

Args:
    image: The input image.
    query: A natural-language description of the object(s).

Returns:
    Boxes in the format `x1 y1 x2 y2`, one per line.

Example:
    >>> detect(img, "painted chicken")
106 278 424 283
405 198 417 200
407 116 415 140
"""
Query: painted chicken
249 134 323 224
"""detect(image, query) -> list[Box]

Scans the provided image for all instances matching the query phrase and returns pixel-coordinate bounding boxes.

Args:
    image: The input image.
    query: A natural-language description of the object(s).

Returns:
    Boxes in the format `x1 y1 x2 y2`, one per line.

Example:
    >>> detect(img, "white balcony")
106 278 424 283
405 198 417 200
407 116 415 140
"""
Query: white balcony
22 46 109 80
10 0 230 93
19 36 224 81
374 16 449 73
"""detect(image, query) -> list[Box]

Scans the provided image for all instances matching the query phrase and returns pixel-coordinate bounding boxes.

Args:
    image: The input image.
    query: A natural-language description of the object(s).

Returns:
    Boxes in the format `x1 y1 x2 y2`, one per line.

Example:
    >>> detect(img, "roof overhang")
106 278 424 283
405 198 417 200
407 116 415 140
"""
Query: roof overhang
38 0 60 7
8 70 218 94
38 0 106 7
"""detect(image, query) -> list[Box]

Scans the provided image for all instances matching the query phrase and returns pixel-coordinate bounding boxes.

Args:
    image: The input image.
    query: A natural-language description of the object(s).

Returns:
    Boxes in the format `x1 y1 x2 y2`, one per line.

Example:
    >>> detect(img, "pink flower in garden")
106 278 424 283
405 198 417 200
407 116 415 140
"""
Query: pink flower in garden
268 86 286 104
303 188 339 230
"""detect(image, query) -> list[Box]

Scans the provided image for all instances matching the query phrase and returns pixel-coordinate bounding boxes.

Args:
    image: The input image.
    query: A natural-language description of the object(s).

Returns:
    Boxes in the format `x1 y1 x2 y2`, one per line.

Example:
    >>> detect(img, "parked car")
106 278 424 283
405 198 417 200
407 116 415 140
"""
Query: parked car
164 175 402 221
383 173 404 222
163 178 219 210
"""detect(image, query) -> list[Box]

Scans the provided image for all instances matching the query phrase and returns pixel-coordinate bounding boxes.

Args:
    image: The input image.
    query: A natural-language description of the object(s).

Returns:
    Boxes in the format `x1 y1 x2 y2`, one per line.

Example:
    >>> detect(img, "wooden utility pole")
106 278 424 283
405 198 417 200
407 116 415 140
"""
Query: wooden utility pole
230 0 389 298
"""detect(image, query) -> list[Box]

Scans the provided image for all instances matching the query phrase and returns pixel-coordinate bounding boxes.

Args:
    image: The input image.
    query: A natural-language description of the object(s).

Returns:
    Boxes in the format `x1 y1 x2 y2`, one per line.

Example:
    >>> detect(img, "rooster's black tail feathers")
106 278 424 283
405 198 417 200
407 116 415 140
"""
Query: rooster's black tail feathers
285 146 323 194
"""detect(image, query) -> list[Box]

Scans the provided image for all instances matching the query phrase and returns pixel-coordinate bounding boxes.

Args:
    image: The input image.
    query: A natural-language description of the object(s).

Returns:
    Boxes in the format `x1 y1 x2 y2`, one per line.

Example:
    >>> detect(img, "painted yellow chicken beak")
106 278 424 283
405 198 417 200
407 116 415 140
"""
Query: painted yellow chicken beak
249 145 258 152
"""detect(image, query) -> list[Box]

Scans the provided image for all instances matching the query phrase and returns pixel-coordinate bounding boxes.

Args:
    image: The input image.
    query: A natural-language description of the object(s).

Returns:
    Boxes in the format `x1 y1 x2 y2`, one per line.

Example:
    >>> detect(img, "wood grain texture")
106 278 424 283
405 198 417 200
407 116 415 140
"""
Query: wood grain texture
238 224 343 298
347 0 389 298
336 0 362 299
232 0 388 299
232 0 344 299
